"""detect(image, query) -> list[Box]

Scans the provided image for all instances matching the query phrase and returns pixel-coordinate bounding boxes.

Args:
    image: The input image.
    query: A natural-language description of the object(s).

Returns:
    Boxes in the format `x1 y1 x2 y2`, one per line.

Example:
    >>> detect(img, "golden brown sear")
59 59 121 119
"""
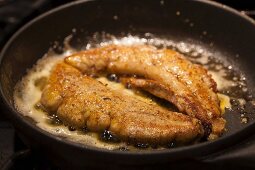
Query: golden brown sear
65 45 225 139
40 62 204 144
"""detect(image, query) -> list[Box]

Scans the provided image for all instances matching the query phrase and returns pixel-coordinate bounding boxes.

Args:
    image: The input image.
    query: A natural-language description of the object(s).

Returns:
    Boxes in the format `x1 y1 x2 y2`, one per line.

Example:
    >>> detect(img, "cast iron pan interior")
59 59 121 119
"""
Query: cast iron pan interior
1 0 255 164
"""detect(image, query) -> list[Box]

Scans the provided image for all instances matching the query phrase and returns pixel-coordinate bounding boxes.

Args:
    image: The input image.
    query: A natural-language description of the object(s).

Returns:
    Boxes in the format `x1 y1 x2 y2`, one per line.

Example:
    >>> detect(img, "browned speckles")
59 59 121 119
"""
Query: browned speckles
64 45 225 139
40 63 204 144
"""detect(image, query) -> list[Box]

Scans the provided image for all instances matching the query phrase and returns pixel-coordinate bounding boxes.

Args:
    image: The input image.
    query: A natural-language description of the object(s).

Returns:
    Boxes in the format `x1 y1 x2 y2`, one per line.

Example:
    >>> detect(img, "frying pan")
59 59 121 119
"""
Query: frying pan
1 0 255 169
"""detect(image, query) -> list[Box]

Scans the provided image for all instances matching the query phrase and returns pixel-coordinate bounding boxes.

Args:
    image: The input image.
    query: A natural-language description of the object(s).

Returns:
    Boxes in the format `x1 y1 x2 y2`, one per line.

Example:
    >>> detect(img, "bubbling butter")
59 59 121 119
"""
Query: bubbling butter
14 34 250 150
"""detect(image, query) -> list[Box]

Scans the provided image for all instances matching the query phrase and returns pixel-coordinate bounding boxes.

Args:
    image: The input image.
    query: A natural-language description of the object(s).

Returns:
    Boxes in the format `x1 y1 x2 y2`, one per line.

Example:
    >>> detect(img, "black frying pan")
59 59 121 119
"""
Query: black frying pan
1 0 255 169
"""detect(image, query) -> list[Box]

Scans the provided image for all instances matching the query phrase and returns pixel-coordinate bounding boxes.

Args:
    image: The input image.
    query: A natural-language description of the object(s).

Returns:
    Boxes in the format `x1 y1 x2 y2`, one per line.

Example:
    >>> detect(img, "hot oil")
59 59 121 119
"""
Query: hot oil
13 33 255 151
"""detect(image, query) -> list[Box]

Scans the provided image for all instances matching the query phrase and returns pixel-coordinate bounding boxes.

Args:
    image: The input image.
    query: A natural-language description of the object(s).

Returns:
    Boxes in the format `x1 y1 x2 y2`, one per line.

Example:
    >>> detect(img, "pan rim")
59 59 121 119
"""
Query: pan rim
1 0 255 158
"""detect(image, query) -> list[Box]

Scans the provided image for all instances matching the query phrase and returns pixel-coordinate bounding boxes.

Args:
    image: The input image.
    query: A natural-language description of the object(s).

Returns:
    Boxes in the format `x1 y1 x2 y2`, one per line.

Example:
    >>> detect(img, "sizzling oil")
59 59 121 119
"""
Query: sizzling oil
13 33 254 151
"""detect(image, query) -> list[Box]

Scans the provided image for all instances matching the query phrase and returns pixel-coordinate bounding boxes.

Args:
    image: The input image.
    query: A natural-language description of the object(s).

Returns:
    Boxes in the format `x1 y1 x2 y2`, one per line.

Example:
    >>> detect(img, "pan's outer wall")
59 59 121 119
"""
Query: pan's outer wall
1 0 255 168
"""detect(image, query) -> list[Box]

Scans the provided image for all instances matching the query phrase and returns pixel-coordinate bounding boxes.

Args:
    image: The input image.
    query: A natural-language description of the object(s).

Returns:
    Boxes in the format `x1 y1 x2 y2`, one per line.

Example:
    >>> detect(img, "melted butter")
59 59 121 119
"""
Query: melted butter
217 93 231 114
209 70 236 91
14 34 252 150
14 52 129 150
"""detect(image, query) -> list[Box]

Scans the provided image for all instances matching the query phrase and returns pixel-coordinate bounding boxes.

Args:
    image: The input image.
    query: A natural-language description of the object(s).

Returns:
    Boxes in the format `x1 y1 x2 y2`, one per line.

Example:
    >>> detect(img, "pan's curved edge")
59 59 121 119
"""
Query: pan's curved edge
0 0 255 162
